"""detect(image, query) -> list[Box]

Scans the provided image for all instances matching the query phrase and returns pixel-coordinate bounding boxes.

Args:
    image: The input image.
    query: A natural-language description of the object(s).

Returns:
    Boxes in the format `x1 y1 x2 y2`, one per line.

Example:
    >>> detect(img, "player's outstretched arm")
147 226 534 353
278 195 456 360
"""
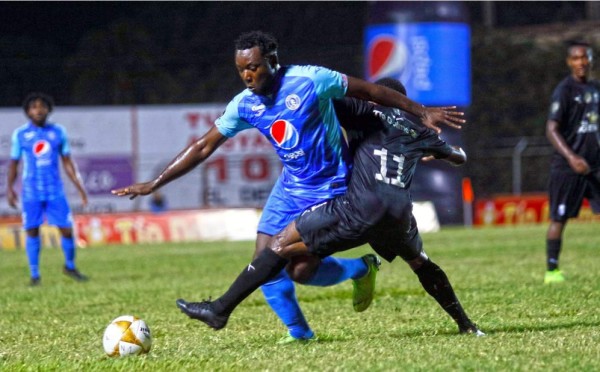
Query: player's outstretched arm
62 156 88 207
112 126 228 200
345 76 465 133
6 159 19 209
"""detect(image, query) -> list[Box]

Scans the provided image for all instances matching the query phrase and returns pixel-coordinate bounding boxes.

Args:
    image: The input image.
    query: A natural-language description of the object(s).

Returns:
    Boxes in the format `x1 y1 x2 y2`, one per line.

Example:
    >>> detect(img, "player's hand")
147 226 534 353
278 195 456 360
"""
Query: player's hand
421 155 435 162
80 191 89 208
7 188 18 209
111 182 154 200
421 106 465 134
568 155 591 175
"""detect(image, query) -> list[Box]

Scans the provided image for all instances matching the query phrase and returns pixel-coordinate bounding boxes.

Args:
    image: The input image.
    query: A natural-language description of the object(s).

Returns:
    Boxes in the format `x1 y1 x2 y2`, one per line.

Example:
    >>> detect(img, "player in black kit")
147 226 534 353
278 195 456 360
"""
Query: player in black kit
177 78 484 336
544 41 600 284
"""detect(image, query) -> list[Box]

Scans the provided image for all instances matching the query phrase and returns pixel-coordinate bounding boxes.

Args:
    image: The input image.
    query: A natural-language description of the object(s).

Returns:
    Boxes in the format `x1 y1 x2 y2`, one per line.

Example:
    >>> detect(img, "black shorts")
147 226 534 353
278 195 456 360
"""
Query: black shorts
548 170 600 222
295 186 423 262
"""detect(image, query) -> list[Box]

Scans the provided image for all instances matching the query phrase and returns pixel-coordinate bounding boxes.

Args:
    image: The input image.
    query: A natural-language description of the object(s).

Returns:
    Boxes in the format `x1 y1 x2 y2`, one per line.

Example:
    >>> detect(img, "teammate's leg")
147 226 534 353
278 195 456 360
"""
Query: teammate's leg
48 197 87 281
546 220 565 271
22 200 44 285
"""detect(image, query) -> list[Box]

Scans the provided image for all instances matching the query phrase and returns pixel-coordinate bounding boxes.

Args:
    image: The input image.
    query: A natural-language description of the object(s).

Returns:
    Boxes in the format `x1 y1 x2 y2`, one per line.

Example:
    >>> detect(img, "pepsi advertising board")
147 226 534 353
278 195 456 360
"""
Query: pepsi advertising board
365 23 471 106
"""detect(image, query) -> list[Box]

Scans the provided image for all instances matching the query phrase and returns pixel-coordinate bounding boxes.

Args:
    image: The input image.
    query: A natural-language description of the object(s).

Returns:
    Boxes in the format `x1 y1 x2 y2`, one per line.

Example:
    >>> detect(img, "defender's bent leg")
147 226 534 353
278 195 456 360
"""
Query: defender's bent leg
177 223 311 330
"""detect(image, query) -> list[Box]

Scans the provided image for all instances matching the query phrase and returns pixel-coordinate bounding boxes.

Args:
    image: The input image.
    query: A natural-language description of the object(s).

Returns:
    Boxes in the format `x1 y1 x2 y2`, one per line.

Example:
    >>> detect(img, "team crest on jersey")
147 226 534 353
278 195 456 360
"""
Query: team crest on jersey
551 101 560 114
32 140 51 157
285 94 301 110
270 120 299 149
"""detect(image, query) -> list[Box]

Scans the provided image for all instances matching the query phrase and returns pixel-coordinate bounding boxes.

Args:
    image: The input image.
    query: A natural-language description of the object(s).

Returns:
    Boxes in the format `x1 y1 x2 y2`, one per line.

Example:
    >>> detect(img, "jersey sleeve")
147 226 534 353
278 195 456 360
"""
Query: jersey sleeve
547 83 569 123
58 125 71 156
422 131 454 159
9 130 21 160
214 95 253 138
310 66 348 100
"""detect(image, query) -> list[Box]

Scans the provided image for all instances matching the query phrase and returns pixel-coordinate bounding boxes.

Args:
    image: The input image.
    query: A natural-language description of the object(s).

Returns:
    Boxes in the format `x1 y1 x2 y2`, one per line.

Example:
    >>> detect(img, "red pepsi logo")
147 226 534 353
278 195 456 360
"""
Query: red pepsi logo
367 36 409 81
32 140 51 157
270 120 299 150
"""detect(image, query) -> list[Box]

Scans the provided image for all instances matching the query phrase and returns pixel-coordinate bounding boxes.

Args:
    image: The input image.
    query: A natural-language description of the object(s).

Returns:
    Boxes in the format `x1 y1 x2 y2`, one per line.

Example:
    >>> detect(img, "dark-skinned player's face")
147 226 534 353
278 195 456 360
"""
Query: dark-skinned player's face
567 46 592 81
27 99 50 126
235 46 277 96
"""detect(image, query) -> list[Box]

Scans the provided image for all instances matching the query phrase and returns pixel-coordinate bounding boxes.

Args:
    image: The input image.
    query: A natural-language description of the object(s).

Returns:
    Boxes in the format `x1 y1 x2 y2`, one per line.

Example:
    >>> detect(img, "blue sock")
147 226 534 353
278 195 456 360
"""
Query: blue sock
26 236 41 279
304 256 368 286
261 270 314 339
61 236 75 270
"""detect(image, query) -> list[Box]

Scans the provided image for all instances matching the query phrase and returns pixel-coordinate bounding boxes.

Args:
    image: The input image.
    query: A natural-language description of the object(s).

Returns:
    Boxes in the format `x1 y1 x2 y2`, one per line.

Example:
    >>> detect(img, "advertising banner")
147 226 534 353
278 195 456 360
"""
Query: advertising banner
474 194 600 226
365 22 471 106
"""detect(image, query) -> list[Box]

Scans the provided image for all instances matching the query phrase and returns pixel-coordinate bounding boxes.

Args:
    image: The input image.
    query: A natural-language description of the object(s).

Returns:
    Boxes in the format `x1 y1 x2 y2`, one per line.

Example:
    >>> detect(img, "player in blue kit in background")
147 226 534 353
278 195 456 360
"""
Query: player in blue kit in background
113 31 464 342
7 92 89 286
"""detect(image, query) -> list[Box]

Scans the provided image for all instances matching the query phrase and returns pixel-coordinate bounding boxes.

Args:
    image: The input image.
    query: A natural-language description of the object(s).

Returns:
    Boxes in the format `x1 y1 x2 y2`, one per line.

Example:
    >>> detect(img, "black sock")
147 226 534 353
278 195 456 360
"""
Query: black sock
546 239 561 271
213 249 289 315
414 260 473 330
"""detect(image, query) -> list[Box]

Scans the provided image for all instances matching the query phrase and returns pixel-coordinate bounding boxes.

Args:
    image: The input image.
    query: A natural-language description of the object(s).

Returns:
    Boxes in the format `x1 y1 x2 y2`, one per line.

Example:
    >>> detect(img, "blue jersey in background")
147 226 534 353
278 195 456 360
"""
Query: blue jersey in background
10 122 70 202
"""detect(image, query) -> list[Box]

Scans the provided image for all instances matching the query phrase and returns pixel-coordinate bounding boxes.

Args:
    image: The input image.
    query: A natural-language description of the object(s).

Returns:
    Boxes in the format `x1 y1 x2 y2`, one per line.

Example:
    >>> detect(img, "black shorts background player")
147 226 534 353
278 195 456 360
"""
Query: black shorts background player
544 41 600 284
177 78 484 336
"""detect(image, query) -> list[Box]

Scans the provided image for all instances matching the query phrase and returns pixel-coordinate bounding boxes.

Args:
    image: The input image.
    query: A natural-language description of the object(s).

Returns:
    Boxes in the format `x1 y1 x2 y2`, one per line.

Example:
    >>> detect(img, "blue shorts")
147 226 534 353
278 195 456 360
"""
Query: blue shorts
22 196 73 230
258 178 345 236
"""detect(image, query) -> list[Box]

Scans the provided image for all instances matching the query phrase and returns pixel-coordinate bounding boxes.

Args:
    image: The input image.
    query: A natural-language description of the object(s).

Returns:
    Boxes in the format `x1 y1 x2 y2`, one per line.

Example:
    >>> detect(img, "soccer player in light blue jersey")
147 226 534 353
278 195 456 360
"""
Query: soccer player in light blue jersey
113 31 464 342
7 92 89 286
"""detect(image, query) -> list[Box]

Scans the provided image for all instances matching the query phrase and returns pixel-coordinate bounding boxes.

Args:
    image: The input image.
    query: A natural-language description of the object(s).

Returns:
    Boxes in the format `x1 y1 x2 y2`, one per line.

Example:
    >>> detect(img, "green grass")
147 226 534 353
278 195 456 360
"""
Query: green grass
1 223 599 371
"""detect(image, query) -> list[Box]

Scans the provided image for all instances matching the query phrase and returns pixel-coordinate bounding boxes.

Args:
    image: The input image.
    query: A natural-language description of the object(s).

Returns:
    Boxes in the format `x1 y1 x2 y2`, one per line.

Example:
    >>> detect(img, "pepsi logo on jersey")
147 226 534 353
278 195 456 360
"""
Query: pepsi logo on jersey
33 140 51 157
270 120 299 150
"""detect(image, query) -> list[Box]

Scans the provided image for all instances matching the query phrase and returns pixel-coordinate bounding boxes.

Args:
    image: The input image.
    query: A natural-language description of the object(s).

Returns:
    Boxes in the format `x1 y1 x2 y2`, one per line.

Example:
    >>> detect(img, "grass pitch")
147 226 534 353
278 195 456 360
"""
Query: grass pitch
1 223 599 371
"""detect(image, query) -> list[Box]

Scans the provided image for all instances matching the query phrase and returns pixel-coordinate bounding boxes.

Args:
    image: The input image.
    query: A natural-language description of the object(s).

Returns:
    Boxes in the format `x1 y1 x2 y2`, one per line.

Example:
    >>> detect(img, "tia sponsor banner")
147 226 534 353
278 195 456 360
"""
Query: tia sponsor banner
474 194 600 226
364 22 471 106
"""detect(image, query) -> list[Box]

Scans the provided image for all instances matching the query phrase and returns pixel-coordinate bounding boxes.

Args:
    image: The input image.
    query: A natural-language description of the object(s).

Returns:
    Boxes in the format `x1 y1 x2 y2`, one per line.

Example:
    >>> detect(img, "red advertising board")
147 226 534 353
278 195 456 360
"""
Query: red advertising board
474 194 599 226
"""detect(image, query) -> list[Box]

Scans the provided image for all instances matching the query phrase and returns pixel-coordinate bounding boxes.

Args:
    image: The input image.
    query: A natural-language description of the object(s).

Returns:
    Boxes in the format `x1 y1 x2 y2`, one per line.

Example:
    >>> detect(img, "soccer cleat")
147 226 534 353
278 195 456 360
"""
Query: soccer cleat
459 324 486 337
29 277 41 287
544 269 565 284
63 267 89 282
176 298 229 330
277 332 318 345
352 254 381 312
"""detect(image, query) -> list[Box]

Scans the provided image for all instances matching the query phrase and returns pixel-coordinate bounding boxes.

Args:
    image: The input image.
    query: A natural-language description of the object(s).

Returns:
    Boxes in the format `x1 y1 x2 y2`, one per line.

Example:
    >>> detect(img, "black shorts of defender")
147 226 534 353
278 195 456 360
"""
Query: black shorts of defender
296 186 423 263
548 170 600 222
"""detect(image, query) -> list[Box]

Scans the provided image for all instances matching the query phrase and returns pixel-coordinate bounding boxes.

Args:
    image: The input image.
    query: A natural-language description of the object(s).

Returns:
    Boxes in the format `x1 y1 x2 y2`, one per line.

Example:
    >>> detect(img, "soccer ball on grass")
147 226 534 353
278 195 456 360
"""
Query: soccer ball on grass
102 315 152 357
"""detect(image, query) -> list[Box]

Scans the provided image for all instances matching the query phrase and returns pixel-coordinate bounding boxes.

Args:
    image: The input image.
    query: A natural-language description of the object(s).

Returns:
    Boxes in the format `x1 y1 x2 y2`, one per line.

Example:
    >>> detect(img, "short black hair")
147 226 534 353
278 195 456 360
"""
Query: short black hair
235 31 278 56
375 77 407 96
22 92 54 113
566 40 592 55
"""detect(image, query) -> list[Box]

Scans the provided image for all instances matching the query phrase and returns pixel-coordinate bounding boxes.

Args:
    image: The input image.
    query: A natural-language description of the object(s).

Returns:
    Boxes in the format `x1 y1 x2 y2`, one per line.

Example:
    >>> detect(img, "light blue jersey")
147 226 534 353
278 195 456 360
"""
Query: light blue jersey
215 65 352 234
10 122 70 202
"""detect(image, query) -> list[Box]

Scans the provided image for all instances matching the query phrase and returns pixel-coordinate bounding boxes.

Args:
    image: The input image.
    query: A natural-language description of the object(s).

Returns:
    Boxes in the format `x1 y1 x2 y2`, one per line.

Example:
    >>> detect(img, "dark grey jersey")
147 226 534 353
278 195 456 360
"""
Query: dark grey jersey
548 75 600 171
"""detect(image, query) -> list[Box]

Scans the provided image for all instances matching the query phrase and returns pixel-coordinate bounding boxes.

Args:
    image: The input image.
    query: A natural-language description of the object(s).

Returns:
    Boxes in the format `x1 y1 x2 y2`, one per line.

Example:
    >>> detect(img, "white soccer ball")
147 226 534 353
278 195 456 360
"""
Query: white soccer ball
102 315 152 357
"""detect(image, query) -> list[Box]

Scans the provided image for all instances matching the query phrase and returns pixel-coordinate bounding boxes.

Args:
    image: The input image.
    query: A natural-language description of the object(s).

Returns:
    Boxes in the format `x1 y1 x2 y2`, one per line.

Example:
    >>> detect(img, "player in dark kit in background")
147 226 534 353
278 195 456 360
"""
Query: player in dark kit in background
177 78 484 336
544 41 600 284
7 92 89 286
114 31 465 343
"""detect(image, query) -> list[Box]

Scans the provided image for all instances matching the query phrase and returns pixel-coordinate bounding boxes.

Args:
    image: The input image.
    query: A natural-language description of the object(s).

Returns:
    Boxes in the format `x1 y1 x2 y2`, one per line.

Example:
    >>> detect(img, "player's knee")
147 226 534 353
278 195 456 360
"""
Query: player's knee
286 255 320 283
26 228 40 237
405 251 430 271
59 227 73 238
